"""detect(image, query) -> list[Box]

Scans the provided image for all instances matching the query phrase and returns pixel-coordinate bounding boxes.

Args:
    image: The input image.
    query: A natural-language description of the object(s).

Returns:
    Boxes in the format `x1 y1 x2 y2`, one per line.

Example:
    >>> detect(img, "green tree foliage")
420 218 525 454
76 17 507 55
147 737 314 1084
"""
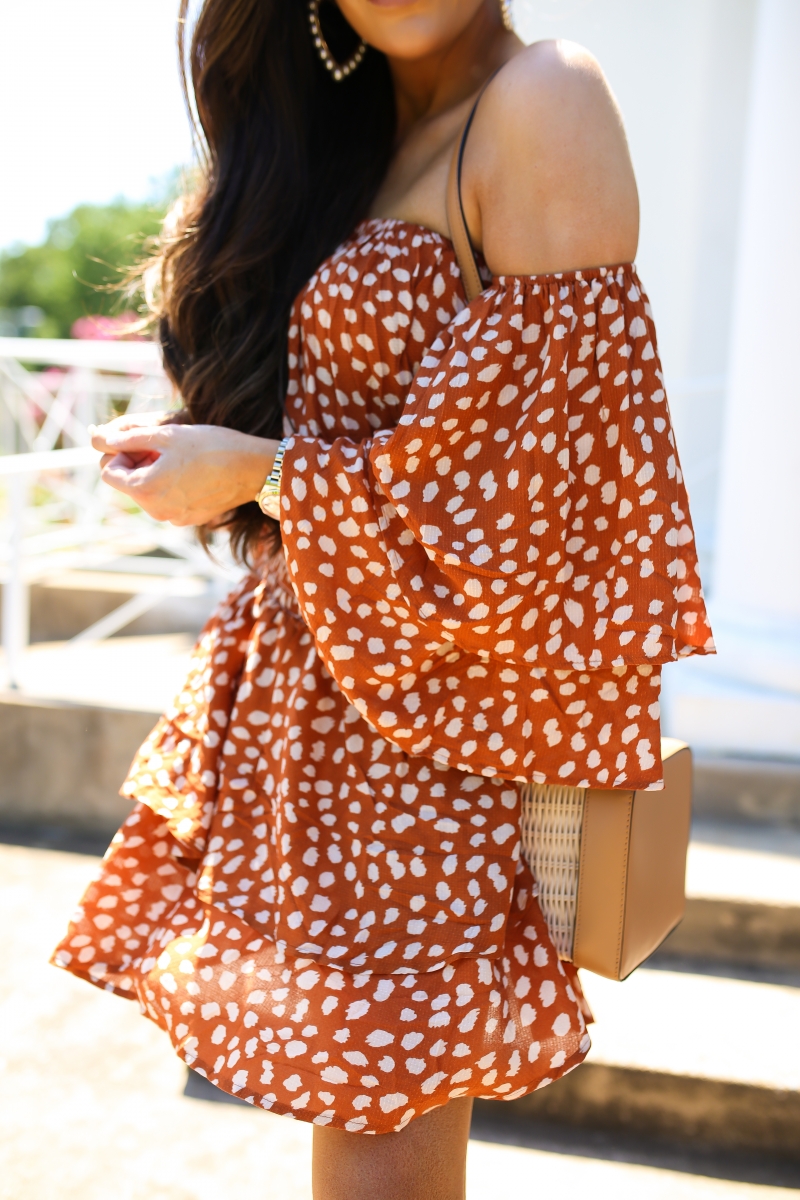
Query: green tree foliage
0 199 168 339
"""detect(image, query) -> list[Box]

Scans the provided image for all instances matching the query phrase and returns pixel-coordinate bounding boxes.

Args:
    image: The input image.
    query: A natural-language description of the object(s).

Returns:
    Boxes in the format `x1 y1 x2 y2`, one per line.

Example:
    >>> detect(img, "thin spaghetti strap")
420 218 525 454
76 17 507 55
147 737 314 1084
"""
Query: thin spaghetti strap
446 71 498 302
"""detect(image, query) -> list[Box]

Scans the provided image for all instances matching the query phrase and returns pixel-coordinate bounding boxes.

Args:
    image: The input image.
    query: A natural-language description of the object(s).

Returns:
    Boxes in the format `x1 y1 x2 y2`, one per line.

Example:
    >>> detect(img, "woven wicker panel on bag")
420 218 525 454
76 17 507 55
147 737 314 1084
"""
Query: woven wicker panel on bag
519 783 586 961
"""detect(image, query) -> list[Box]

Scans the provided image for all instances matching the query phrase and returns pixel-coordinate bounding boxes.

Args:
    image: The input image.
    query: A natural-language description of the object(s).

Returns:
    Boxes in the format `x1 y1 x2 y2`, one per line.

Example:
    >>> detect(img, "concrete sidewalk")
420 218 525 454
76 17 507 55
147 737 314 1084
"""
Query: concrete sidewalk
1 840 797 1200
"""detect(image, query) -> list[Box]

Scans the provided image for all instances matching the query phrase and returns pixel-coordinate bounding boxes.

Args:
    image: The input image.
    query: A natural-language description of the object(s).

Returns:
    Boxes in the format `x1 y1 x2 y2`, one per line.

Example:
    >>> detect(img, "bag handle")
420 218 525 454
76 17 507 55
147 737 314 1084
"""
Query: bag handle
445 74 497 303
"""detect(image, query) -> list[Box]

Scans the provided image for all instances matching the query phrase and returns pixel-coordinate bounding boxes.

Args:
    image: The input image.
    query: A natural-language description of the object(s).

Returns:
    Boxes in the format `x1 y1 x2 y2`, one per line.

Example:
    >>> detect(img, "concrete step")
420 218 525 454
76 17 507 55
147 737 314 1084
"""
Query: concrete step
694 755 800 828
469 1106 800 1193
0 634 191 834
0 551 225 642
0 693 155 834
26 570 216 641
504 965 800 1160
659 820 800 972
0 632 192 712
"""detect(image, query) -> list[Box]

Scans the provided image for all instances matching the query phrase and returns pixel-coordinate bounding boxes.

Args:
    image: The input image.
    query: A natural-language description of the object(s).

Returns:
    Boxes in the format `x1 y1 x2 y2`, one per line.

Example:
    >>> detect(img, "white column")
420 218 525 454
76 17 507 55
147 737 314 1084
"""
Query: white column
664 0 800 756
715 0 800 628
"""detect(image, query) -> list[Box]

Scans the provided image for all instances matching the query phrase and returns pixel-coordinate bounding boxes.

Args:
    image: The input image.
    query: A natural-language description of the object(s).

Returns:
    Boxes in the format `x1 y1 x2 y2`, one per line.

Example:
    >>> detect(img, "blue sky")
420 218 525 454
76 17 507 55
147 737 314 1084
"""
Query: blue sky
0 0 193 251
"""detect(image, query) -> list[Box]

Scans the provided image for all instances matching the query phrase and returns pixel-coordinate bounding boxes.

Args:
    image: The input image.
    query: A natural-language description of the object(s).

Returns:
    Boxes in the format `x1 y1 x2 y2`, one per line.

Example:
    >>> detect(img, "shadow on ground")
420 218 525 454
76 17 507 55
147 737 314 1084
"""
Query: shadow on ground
0 819 113 857
183 1070 800 1191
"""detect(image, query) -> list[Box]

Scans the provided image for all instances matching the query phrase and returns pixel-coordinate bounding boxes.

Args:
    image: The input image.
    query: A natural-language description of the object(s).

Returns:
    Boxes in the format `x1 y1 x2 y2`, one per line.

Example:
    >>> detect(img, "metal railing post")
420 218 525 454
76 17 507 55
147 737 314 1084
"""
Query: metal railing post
2 472 29 689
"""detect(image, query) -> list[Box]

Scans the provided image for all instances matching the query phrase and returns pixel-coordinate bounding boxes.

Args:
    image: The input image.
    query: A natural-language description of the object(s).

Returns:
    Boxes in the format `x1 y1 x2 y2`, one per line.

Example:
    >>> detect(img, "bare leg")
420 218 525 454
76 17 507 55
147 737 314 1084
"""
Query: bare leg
312 1097 474 1200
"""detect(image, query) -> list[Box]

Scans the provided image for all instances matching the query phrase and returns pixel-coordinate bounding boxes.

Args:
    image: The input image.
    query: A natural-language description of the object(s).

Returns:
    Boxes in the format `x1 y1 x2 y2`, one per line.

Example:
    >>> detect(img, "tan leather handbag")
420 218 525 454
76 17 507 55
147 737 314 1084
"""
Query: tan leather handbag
445 116 693 982
519 740 692 980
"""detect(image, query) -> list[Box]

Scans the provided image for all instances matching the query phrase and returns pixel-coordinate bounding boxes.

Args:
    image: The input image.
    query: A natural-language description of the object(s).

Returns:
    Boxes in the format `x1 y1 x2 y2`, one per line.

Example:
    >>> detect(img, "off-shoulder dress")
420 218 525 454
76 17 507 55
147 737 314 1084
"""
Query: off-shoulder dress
52 218 713 1134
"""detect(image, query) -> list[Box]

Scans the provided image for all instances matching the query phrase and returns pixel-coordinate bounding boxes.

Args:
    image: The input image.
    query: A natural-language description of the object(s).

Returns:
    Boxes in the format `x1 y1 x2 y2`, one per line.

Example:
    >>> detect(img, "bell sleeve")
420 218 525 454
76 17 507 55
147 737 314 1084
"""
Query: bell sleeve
279 266 713 791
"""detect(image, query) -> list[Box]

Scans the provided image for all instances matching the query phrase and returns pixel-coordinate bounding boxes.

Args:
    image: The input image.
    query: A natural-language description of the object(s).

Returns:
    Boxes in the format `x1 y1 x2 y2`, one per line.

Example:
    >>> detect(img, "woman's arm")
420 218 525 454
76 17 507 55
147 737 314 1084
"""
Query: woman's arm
277 264 711 790
462 39 640 277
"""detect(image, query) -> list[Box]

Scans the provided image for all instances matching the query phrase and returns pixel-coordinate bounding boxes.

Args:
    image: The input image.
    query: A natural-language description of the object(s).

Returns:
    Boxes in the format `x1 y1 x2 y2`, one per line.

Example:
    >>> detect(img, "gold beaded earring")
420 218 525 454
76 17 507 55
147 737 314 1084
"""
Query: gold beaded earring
499 0 515 32
308 0 367 81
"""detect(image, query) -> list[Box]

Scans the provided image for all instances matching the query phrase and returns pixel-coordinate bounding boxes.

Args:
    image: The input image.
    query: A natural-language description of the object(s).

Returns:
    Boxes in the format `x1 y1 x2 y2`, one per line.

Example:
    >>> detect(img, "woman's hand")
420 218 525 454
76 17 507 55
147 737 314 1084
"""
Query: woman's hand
90 414 279 526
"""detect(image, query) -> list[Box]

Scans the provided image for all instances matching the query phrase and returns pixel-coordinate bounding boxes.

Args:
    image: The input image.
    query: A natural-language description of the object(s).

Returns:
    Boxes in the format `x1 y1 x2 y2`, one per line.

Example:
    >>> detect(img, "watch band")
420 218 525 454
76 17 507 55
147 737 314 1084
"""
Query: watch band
255 437 289 519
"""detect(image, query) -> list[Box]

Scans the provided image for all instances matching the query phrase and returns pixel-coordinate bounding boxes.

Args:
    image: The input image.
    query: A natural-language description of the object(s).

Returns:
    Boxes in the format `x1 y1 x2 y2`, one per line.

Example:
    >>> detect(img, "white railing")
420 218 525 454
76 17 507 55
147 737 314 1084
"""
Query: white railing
0 338 239 690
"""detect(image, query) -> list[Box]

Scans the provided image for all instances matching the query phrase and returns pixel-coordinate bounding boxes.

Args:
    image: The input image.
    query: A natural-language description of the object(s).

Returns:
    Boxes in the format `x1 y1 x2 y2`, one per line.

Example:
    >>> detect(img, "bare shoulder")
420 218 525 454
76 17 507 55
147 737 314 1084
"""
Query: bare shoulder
462 40 639 277
486 39 622 126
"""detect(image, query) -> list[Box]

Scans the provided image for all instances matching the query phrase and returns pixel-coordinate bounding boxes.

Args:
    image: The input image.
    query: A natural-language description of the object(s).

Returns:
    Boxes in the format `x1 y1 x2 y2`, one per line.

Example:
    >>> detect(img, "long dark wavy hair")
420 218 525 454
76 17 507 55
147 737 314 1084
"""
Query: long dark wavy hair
149 0 396 561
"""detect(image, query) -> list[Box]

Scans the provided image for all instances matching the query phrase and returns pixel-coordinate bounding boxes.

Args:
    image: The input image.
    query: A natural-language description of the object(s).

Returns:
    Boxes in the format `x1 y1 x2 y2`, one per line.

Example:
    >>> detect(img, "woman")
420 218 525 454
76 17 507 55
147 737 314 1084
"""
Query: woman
53 1 712 1196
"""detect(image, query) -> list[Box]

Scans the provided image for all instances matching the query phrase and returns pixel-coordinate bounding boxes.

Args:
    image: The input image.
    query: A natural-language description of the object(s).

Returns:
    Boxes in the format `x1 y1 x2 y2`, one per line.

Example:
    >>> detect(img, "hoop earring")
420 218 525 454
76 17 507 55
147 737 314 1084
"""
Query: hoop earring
499 0 515 32
309 0 367 82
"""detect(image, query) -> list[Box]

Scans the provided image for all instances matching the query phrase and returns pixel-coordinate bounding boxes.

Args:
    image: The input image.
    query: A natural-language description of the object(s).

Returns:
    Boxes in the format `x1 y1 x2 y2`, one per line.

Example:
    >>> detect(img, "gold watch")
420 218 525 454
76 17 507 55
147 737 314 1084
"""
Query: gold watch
255 438 289 519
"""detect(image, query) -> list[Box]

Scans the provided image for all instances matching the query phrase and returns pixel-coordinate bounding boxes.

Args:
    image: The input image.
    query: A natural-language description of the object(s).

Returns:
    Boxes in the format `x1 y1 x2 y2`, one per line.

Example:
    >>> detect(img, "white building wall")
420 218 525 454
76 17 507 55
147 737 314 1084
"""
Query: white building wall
515 0 757 576
663 0 800 758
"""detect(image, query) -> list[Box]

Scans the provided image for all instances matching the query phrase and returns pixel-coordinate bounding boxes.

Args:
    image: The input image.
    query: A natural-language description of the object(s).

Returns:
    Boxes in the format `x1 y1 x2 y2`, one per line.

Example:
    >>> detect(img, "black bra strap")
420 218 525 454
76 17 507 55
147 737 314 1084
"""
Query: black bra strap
445 70 500 301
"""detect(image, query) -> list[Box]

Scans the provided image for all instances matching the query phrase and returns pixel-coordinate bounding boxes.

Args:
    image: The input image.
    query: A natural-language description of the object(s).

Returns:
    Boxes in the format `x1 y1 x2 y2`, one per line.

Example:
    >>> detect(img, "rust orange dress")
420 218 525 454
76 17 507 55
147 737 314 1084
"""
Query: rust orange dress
53 220 712 1133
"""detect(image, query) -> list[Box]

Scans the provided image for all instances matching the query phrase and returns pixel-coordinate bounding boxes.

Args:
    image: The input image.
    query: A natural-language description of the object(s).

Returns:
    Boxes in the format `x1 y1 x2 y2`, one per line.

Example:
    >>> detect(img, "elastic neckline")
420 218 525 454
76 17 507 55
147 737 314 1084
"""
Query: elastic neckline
354 217 635 285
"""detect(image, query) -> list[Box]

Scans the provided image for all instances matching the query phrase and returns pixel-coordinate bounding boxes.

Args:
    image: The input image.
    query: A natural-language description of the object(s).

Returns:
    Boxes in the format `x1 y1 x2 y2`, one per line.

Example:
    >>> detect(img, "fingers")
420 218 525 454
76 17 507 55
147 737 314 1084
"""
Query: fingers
89 410 168 435
91 424 170 456
100 452 160 491
89 410 170 448
99 450 159 470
